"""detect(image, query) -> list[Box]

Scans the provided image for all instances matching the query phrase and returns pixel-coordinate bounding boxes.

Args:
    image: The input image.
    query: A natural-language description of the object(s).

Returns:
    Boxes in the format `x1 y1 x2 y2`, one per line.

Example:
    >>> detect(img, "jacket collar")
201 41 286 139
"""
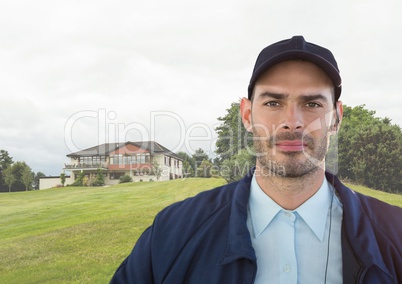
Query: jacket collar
326 172 392 277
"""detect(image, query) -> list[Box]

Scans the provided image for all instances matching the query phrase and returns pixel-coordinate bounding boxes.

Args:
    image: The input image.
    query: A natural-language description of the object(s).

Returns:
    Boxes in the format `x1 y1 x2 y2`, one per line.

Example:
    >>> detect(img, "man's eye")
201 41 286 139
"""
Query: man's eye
306 102 321 108
264 101 280 107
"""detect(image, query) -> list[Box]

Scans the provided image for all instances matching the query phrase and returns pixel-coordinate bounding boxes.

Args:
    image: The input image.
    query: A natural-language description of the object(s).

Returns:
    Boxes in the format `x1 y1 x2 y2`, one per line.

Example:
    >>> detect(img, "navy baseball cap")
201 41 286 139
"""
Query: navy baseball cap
248 36 342 101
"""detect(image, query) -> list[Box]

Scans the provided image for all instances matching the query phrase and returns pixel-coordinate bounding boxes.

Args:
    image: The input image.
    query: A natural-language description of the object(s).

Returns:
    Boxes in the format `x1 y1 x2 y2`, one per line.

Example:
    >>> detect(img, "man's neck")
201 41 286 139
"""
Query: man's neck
254 164 326 210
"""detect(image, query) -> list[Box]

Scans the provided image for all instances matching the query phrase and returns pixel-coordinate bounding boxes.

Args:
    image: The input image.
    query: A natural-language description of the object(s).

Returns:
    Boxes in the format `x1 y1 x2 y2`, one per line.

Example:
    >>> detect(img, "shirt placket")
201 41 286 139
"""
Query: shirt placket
279 210 298 284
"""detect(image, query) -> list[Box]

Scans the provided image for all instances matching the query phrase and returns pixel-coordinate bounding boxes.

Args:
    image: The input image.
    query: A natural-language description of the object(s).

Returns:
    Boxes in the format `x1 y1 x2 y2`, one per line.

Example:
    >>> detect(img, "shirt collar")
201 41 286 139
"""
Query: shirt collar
248 174 334 241
248 174 282 238
296 178 333 241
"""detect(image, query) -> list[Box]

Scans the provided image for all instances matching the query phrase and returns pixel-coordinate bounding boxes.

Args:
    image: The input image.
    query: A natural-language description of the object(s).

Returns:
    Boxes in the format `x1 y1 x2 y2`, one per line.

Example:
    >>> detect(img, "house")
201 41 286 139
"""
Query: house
63 141 183 185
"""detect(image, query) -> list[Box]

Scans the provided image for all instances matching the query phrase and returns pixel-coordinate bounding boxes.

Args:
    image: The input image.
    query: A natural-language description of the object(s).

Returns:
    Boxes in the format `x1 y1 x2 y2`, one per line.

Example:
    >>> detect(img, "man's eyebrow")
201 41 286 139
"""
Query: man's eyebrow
298 94 329 103
257 92 288 100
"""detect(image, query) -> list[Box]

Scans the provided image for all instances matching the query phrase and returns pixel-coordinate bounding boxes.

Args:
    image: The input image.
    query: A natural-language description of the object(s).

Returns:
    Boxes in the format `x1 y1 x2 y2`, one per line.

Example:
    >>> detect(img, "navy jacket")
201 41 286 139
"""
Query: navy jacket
111 172 402 283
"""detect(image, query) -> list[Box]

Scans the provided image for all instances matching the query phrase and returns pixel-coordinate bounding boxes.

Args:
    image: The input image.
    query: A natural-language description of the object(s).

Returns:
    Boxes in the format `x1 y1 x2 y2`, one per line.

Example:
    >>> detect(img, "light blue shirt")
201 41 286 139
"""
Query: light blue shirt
247 174 343 283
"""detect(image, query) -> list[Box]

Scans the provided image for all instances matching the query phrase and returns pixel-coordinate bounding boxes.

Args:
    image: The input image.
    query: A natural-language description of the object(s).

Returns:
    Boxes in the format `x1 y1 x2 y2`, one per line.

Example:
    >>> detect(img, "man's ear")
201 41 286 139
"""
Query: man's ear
332 101 343 132
240 97 253 132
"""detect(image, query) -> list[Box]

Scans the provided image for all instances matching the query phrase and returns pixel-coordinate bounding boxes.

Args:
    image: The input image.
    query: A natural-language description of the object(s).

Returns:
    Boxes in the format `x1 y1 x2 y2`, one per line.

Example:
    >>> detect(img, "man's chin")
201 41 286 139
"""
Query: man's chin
257 156 322 178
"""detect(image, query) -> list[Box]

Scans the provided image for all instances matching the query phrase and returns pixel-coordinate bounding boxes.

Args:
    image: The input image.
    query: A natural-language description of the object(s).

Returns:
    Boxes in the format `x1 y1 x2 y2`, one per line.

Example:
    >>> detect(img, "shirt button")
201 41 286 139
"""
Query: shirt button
283 264 291 272
285 212 292 217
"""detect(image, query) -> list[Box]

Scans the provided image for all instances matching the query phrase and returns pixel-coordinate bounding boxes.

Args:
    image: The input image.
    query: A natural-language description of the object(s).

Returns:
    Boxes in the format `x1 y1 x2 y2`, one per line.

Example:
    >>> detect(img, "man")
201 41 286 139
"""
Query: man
110 36 402 283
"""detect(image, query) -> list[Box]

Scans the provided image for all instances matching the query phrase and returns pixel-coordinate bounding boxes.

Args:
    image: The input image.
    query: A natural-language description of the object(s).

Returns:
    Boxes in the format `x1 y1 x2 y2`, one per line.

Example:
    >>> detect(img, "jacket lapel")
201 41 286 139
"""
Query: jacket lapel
220 172 256 264
327 172 392 280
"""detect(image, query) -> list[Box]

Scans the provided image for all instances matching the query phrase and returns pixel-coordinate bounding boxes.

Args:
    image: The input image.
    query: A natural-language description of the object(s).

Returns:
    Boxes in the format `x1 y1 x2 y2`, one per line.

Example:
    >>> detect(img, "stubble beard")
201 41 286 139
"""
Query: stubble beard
252 126 329 178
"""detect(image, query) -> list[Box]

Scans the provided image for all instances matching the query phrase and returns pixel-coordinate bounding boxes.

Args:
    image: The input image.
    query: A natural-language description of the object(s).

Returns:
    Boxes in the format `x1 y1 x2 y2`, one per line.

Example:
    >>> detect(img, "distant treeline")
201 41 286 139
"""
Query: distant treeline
0 150 45 192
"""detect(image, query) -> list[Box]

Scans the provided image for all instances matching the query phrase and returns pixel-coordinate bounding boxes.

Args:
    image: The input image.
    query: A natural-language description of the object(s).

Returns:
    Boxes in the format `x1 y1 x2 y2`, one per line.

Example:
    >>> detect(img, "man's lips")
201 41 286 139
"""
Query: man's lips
275 140 306 152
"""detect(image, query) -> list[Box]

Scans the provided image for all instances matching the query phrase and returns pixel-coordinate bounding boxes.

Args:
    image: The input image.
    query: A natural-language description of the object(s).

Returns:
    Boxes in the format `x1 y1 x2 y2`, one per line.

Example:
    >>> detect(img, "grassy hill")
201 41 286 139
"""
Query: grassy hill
0 178 401 283
0 178 226 283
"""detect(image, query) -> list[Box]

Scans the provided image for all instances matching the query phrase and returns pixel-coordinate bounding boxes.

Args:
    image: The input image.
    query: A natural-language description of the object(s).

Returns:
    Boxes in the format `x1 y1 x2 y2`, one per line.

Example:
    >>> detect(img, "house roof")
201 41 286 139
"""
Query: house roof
66 141 182 160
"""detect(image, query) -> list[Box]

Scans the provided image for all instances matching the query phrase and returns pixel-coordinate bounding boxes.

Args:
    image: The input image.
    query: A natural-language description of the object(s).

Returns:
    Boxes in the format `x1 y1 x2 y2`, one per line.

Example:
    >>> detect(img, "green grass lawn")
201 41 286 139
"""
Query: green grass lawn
344 182 402 207
0 178 226 283
0 178 400 283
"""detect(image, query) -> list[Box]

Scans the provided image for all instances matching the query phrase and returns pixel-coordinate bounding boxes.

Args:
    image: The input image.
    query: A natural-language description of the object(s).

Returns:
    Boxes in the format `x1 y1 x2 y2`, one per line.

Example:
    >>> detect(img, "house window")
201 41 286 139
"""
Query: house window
132 153 150 164
110 155 122 165
110 172 125 179
110 154 150 165
80 157 92 165
93 156 100 165
123 156 130 165
164 156 171 166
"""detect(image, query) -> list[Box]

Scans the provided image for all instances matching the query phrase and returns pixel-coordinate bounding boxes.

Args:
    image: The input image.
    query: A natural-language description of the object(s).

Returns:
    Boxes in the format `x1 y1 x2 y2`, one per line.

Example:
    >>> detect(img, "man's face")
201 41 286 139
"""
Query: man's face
241 60 342 178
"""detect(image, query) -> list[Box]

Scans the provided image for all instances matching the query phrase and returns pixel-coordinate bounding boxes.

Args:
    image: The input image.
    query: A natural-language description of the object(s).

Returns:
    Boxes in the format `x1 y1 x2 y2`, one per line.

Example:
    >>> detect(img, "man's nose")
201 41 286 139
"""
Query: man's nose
281 105 304 131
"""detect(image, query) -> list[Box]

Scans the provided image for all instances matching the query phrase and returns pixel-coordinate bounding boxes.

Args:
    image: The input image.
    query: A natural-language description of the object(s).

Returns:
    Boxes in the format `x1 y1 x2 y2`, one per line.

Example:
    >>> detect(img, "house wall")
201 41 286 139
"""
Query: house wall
69 157 79 166
153 154 169 181
172 159 182 178
39 176 74 190
153 154 183 181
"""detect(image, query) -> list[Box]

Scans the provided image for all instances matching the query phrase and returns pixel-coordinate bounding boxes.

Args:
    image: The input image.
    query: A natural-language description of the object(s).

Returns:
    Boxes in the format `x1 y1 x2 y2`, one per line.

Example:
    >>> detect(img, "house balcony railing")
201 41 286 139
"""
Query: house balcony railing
64 163 108 169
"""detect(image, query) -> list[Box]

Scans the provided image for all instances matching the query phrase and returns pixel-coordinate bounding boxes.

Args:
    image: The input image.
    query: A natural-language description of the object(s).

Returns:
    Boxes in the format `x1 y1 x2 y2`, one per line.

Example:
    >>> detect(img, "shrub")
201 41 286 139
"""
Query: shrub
119 174 132 184
71 172 85 186
92 169 105 186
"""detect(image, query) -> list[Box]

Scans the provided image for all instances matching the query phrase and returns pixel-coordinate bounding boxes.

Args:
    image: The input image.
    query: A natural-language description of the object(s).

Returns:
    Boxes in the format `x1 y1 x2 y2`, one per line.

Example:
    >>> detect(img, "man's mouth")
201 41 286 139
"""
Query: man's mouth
275 140 306 152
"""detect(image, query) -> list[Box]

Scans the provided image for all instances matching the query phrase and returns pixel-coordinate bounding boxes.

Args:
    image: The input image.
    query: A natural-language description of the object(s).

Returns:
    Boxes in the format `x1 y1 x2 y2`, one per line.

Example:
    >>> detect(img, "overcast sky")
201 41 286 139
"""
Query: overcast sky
1 0 402 176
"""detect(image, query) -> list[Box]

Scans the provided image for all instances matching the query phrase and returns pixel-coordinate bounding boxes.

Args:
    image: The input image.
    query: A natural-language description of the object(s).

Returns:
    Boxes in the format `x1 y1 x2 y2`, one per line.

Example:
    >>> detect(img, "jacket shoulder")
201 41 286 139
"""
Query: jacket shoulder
354 190 402 240
335 177 402 252
154 180 239 228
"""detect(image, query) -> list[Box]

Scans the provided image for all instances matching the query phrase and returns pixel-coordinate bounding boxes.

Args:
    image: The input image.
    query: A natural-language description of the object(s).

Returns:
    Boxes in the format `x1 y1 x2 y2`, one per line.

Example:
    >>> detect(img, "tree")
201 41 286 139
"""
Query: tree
192 148 211 176
9 161 31 191
21 165 34 191
177 152 195 177
196 159 214 178
214 102 256 182
336 105 402 193
221 148 255 183
0 150 13 191
176 150 210 178
34 172 46 190
0 150 13 169
60 173 66 187
215 102 253 163
3 165 16 192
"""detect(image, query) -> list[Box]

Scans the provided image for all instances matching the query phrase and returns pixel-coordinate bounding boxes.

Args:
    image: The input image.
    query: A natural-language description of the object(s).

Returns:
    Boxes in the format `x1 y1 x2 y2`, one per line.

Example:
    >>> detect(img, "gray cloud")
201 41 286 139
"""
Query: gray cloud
1 0 401 175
